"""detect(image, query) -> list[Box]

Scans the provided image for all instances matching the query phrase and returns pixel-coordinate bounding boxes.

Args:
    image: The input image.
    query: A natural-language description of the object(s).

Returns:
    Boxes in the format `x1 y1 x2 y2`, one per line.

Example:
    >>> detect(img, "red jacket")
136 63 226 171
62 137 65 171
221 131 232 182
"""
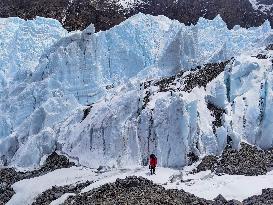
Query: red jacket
150 157 157 167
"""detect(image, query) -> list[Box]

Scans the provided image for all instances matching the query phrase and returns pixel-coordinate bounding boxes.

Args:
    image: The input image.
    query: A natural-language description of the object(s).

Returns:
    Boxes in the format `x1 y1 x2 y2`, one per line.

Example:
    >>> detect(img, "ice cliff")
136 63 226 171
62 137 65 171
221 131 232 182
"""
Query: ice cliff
0 13 273 169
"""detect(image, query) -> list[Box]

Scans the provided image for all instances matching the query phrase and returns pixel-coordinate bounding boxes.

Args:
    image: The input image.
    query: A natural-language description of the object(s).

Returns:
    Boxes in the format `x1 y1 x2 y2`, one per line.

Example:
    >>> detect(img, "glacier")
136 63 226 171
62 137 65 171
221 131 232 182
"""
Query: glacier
0 13 273 169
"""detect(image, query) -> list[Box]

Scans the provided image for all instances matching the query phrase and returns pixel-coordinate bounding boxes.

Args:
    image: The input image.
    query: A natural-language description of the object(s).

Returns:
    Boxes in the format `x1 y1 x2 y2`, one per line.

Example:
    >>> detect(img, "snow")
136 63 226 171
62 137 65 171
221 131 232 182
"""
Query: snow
249 0 273 13
81 167 178 193
50 193 75 205
111 0 144 10
7 166 273 205
7 167 97 205
166 169 273 201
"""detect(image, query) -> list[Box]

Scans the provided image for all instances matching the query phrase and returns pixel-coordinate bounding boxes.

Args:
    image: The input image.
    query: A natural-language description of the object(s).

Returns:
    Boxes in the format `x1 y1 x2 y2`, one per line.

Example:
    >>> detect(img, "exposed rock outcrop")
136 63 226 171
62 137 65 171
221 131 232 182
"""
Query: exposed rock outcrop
64 176 211 204
0 0 271 31
195 143 273 176
63 176 243 205
0 183 15 205
243 188 273 205
0 152 75 184
32 181 92 205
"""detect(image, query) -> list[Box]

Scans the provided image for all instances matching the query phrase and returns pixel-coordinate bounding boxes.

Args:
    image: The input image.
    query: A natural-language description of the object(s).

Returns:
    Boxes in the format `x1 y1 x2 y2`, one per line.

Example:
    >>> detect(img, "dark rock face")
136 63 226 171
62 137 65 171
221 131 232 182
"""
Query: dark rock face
81 105 92 122
195 143 273 176
243 188 273 205
207 102 226 134
0 0 271 31
187 152 200 166
134 0 268 29
0 0 125 31
0 168 22 185
181 61 231 92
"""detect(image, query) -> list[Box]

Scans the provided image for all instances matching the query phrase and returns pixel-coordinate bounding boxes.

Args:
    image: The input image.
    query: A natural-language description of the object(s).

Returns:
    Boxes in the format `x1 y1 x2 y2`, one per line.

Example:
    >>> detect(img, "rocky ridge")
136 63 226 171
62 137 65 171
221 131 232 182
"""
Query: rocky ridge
0 0 271 31
2 145 273 204
32 181 92 205
63 176 241 205
27 176 273 205
243 188 273 205
195 142 273 176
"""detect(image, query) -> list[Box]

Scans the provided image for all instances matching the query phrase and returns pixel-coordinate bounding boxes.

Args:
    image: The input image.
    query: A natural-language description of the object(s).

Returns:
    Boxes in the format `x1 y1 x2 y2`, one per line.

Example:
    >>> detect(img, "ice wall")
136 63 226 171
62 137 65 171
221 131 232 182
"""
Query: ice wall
55 49 273 169
0 13 273 168
0 17 67 88
30 14 272 105
0 17 68 140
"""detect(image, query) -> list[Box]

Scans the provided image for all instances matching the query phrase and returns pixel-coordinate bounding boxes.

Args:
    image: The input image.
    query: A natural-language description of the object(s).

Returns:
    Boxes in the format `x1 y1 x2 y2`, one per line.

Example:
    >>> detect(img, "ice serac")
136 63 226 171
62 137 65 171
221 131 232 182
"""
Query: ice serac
1 13 273 168
0 17 68 141
0 17 67 88
31 14 271 104
57 59 231 168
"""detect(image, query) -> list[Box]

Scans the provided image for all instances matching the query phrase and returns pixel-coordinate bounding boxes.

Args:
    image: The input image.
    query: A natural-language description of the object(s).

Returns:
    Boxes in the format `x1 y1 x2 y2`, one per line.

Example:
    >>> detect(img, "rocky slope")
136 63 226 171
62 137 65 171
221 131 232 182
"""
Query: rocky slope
32 181 92 205
2 143 273 204
61 176 273 205
63 176 240 205
243 188 273 205
195 142 273 176
0 0 271 31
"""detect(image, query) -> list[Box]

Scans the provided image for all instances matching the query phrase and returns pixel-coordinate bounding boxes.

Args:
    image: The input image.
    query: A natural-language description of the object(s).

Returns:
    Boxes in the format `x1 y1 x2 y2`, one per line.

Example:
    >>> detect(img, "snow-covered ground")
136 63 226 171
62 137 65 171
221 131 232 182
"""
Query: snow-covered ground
169 170 273 201
6 165 273 205
7 167 96 205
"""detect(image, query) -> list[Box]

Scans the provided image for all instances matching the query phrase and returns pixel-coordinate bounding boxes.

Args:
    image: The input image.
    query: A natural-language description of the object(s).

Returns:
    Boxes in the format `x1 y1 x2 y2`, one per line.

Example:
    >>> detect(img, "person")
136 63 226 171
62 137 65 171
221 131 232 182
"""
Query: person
149 154 157 175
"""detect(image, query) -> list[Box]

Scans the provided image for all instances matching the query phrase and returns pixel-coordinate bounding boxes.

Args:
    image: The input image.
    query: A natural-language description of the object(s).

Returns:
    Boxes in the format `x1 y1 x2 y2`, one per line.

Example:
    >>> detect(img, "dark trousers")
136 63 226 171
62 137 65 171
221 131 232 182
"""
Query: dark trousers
150 166 155 175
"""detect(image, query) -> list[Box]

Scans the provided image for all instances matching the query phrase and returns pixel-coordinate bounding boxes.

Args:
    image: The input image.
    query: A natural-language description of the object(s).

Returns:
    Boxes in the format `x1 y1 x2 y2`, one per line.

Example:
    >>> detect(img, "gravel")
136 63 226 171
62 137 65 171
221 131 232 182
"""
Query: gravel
243 188 273 205
195 143 273 176
0 183 15 205
32 181 92 205
63 176 241 205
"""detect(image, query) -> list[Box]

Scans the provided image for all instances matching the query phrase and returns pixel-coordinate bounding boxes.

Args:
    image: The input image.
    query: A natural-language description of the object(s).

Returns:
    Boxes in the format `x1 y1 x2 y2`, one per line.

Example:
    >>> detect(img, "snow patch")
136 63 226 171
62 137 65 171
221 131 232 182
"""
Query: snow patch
249 0 273 13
